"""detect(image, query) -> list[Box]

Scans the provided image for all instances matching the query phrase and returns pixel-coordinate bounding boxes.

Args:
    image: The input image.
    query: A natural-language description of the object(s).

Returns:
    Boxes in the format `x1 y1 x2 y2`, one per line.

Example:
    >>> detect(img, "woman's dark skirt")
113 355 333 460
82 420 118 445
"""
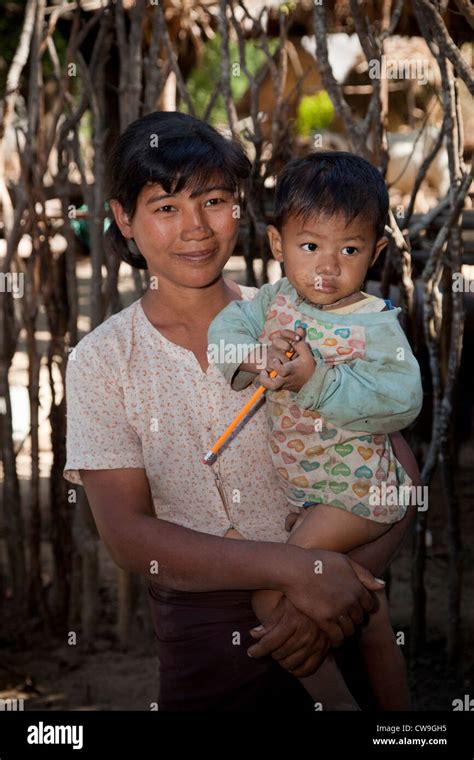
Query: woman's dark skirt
148 582 315 712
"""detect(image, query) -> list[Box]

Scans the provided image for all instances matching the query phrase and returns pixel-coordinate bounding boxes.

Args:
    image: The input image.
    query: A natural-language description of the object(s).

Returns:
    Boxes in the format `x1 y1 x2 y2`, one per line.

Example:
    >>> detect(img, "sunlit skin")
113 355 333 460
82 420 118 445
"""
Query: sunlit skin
241 211 389 392
110 178 242 369
267 211 388 309
93 167 420 686
250 212 411 710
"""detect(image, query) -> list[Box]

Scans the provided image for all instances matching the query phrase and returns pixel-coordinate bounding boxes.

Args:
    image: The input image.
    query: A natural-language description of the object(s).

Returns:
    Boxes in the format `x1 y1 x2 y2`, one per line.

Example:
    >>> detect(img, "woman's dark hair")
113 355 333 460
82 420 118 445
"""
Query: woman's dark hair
273 151 389 240
105 111 252 269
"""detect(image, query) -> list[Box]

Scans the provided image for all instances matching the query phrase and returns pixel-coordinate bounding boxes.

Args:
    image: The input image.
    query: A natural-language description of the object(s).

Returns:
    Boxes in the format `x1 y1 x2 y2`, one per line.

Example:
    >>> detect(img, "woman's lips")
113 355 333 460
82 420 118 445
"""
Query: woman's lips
175 248 217 263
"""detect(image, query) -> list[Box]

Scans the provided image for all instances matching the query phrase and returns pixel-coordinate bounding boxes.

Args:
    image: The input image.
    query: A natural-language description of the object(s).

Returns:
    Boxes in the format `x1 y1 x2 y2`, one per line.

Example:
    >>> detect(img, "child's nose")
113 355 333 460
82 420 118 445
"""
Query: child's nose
315 251 340 276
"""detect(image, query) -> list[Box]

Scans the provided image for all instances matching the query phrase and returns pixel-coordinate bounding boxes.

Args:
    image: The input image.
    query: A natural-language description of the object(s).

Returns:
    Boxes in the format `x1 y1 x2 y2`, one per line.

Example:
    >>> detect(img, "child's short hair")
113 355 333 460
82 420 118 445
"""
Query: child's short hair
273 151 389 239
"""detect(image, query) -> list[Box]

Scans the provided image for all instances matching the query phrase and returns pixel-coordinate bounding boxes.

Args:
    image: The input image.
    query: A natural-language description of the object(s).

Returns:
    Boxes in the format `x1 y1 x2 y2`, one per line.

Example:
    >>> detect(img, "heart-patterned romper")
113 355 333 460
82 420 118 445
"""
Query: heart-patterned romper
208 277 423 524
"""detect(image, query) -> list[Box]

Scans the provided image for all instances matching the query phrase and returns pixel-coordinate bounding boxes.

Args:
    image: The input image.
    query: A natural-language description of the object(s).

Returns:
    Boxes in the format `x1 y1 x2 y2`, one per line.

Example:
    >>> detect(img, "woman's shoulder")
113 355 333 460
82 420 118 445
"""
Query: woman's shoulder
71 299 142 367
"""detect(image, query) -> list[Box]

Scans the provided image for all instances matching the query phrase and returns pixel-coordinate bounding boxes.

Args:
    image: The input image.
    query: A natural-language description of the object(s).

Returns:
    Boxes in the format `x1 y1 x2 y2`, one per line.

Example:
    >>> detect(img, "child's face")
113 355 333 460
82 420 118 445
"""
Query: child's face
267 211 387 307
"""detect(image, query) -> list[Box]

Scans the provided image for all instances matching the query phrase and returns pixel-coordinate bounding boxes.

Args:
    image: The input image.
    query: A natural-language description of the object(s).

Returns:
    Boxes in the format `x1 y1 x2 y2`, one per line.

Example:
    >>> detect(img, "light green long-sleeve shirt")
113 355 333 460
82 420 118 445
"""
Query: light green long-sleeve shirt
208 277 423 434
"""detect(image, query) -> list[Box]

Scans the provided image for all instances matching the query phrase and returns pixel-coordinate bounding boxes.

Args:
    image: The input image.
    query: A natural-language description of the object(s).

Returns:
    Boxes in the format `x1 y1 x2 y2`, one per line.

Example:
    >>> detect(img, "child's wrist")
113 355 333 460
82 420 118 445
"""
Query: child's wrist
292 358 317 392
239 361 259 374
239 345 267 374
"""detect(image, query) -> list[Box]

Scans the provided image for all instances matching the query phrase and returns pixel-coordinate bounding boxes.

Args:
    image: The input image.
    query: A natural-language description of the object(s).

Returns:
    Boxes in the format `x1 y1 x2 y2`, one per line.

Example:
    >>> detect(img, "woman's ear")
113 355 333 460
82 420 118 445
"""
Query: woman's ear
267 224 284 263
109 199 133 240
371 235 389 266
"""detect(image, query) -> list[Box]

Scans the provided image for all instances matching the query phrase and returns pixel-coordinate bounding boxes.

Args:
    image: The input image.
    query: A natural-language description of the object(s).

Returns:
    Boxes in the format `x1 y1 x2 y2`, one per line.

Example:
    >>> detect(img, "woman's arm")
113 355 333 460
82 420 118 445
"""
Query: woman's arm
80 467 383 645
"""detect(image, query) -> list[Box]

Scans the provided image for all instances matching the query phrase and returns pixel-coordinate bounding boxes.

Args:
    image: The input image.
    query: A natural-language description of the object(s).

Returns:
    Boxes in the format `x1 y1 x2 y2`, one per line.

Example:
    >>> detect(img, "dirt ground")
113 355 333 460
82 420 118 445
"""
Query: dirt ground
1 256 473 711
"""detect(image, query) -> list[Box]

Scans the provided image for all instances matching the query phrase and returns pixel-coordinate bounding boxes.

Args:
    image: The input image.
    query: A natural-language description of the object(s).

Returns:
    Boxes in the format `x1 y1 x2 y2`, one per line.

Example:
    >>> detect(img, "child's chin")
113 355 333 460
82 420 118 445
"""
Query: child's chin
300 289 339 305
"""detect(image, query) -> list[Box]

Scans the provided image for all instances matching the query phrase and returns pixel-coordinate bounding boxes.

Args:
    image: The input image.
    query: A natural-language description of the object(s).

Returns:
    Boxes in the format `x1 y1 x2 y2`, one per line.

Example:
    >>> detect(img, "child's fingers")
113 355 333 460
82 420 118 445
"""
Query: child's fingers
273 357 305 378
274 329 303 343
271 336 295 355
273 361 293 378
291 338 315 361
267 347 292 371
258 369 286 391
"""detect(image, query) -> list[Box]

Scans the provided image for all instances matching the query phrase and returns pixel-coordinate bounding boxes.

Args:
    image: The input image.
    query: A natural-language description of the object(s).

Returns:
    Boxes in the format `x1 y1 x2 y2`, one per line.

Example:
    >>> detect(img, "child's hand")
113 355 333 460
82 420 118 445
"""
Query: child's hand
258 327 316 393
239 328 302 374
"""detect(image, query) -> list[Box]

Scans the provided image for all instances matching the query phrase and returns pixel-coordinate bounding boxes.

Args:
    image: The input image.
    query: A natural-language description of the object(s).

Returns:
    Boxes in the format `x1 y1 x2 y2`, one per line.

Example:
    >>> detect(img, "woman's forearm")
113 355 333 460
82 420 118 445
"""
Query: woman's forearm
81 469 383 648
81 468 307 593
110 512 305 593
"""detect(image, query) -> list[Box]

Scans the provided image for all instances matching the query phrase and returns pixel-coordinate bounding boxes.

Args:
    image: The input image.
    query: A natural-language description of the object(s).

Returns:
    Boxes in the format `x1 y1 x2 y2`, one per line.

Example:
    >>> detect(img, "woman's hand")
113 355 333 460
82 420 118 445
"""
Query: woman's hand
281 548 385 646
247 596 330 677
258 327 316 393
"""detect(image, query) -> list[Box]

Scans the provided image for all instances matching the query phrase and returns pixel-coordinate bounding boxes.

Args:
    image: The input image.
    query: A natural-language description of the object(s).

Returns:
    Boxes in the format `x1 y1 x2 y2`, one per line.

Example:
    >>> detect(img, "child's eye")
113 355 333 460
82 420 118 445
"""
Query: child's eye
342 246 358 255
155 205 176 213
302 243 317 252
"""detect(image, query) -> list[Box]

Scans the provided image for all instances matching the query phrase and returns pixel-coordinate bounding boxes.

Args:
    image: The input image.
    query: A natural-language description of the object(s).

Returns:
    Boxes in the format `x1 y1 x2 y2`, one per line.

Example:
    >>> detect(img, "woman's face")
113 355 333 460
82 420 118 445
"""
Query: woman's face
111 178 240 290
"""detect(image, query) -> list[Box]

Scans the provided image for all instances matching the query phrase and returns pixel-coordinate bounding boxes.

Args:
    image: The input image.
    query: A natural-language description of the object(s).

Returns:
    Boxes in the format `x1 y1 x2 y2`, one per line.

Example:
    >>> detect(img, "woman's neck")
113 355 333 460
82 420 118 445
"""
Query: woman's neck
141 274 240 328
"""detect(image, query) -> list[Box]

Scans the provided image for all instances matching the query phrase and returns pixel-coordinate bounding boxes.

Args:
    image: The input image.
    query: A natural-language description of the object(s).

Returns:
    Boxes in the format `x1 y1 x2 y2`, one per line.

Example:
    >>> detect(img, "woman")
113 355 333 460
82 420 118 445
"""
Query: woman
64 111 420 711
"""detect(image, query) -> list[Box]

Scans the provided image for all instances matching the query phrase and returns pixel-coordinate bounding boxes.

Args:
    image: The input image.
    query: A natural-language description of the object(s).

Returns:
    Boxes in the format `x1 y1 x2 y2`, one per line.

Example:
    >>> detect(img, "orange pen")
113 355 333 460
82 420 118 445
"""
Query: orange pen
201 348 295 465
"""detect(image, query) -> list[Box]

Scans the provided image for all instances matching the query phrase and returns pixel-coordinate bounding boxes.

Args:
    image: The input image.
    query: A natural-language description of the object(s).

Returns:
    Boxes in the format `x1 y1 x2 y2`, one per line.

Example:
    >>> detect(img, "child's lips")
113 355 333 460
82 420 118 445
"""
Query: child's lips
313 279 337 294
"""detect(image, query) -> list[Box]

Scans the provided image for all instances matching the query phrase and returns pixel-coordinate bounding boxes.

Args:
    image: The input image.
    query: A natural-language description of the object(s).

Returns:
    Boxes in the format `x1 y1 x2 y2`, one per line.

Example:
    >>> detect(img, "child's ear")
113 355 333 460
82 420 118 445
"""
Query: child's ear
110 199 133 240
371 235 388 266
267 224 284 262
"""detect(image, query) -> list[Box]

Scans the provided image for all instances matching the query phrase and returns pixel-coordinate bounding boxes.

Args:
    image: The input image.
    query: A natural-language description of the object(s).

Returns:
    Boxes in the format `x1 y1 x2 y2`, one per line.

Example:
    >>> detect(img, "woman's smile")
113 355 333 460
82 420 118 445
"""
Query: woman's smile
114 179 240 288
174 247 219 263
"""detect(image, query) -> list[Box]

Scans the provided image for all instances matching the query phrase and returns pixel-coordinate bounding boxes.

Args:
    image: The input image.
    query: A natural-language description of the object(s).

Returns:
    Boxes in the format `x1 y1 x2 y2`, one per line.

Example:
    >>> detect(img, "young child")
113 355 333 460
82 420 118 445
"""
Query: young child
207 151 423 710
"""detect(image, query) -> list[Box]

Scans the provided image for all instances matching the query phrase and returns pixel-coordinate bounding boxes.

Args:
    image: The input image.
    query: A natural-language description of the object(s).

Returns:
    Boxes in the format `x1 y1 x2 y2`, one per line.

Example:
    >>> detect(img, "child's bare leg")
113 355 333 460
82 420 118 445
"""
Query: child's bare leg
251 504 382 622
300 653 361 710
359 589 411 710
223 528 357 707
252 507 364 709
252 505 409 710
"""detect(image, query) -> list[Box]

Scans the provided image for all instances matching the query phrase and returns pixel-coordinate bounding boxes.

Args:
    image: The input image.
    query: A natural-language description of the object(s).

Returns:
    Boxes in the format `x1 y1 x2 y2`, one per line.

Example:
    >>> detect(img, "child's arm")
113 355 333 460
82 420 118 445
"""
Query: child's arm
292 316 423 434
208 279 286 389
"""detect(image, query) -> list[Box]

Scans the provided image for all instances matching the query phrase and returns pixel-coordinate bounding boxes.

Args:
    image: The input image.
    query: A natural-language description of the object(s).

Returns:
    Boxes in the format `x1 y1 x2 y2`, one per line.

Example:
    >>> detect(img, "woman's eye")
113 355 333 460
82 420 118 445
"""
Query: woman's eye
342 246 358 255
302 243 317 252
